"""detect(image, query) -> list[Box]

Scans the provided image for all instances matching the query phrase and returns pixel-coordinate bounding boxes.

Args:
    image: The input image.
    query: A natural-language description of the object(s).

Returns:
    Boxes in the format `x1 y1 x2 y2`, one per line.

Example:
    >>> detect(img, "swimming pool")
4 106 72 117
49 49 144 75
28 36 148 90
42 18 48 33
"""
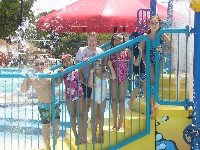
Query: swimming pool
0 103 43 150
0 132 43 150
0 78 22 93
0 102 70 150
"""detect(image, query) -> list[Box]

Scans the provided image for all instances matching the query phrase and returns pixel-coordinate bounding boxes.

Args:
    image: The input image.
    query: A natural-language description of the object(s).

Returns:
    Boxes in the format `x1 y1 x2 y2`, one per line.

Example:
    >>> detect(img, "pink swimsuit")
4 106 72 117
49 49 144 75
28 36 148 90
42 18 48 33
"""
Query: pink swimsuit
63 70 83 101
110 51 130 84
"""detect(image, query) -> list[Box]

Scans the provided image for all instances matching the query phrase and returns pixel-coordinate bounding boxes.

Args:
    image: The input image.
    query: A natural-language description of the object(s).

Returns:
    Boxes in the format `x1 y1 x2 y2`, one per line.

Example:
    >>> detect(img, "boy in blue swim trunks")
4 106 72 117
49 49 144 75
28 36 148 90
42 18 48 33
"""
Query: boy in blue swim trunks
21 57 61 150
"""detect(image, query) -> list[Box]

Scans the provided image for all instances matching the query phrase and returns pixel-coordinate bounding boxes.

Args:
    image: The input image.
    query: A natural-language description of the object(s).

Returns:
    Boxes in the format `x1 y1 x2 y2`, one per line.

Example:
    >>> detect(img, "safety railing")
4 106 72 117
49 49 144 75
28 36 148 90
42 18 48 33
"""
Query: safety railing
152 26 193 109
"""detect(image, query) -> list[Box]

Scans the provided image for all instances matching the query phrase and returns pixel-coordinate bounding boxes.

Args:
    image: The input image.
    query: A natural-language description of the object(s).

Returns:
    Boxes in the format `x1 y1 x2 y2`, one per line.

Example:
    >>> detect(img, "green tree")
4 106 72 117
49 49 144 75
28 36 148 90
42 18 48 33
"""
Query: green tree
35 32 112 58
0 0 36 39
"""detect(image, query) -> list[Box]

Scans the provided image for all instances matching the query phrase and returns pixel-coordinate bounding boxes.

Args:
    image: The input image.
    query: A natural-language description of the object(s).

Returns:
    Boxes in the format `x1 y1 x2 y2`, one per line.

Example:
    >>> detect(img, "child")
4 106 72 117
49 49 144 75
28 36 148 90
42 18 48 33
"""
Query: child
128 45 146 111
75 32 105 118
88 60 116 143
110 33 132 130
141 15 172 114
21 57 61 150
59 54 86 145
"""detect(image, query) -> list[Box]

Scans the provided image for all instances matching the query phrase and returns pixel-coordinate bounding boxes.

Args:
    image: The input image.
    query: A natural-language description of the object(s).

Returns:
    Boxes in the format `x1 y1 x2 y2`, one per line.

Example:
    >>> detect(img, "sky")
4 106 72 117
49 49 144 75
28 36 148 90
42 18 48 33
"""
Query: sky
31 0 191 25
31 0 77 16
32 0 164 14
31 0 184 16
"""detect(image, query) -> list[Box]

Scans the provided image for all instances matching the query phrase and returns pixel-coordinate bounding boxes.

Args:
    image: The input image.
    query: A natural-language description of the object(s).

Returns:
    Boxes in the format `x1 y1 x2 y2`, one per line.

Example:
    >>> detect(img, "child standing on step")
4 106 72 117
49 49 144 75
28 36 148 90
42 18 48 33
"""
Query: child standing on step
88 60 116 143
128 44 146 111
110 33 132 130
141 15 172 115
75 32 105 113
75 32 106 142
58 54 86 145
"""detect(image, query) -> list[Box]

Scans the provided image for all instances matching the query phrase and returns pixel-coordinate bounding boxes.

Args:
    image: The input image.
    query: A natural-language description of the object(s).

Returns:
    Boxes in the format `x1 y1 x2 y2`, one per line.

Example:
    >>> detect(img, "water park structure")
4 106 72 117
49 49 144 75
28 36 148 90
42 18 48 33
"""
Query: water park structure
0 0 200 150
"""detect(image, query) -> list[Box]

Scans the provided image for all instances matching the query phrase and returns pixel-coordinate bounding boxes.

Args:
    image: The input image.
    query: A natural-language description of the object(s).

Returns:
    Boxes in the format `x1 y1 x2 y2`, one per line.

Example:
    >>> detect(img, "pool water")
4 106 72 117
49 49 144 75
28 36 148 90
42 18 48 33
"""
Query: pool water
0 78 23 94
0 132 43 150
0 104 68 150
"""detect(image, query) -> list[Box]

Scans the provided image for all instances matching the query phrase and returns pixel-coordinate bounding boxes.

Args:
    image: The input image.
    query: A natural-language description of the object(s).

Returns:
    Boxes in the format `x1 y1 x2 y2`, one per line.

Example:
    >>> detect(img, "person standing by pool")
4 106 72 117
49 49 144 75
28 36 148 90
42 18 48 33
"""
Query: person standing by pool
20 57 61 150
0 39 10 67
58 54 86 145
75 32 105 120
128 44 146 111
110 33 132 130
88 59 116 143
0 51 6 67
140 15 172 115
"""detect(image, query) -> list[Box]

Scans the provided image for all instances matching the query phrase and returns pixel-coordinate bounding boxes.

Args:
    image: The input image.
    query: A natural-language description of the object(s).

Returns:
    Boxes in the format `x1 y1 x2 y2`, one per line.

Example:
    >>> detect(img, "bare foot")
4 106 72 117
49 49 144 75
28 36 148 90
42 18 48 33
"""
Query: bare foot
75 139 78 145
96 136 104 143
127 100 134 111
151 106 154 116
75 138 83 145
92 136 97 143
118 127 124 131
117 124 124 131
81 137 87 144
96 137 101 143
112 126 115 130
118 120 123 130
112 122 117 130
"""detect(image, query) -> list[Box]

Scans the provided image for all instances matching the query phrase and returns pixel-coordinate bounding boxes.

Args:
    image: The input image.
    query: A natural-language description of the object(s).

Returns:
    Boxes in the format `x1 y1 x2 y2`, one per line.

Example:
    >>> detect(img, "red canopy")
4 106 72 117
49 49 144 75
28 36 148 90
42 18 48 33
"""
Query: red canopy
36 0 179 33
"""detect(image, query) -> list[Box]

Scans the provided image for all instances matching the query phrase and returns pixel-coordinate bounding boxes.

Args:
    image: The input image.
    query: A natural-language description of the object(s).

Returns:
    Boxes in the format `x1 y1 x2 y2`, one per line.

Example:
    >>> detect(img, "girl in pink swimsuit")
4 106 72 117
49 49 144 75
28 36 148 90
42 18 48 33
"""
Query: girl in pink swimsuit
110 33 132 130
110 51 130 84
59 54 86 144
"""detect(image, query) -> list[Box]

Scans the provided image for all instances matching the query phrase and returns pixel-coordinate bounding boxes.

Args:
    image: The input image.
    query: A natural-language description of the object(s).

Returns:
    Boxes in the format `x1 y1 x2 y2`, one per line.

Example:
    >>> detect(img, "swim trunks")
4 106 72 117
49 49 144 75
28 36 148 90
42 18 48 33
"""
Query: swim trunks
38 99 60 124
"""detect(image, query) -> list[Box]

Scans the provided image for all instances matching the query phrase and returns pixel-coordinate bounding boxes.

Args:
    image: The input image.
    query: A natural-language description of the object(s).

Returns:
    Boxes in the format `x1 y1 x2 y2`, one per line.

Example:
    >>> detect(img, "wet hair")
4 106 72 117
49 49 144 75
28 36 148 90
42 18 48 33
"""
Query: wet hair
95 59 102 64
32 57 45 65
93 59 107 74
129 31 143 48
88 32 99 40
147 15 162 34
110 33 126 48
61 54 72 60
86 32 100 45
61 54 74 68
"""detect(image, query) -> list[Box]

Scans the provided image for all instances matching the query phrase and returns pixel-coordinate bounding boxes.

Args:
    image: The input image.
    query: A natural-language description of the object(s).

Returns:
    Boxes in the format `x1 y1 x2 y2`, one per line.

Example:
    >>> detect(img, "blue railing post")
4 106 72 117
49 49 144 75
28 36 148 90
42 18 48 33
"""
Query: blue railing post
150 0 157 17
191 11 200 150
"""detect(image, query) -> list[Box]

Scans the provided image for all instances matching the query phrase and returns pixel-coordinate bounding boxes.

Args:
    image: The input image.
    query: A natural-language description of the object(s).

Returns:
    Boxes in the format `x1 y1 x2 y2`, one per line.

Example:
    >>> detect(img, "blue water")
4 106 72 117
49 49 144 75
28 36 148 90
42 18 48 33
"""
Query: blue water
0 104 68 150
0 78 23 94
0 132 43 150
